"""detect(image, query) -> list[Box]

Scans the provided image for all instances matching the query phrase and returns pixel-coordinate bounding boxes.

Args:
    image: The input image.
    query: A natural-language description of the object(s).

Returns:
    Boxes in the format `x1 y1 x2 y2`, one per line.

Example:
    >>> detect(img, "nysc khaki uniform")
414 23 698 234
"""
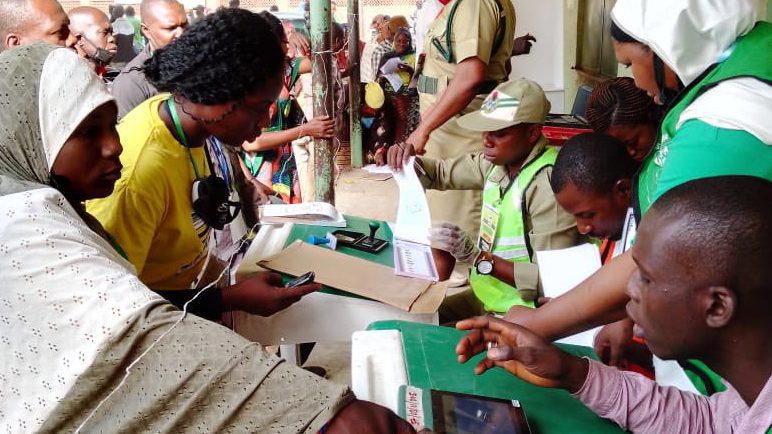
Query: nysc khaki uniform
417 0 516 238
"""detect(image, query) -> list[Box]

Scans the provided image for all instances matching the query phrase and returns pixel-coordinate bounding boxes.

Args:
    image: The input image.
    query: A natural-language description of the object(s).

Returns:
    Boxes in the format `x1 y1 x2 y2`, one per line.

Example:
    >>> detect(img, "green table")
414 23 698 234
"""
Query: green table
284 215 395 299
285 215 394 266
368 320 624 433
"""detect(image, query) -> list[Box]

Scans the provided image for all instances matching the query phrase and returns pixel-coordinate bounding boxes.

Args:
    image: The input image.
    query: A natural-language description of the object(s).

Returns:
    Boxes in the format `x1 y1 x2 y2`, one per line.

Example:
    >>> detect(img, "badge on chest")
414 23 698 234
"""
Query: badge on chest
478 201 500 252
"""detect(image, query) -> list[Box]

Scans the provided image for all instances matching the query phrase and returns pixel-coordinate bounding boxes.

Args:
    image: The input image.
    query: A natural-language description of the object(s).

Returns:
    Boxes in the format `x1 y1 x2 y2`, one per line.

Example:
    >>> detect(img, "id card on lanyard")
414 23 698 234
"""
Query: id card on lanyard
478 174 519 253
478 199 500 252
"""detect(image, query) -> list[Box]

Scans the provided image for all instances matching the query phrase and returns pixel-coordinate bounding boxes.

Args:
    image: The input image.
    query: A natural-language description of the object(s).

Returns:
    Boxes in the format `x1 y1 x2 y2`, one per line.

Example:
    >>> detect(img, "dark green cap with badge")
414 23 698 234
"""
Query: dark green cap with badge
458 78 551 132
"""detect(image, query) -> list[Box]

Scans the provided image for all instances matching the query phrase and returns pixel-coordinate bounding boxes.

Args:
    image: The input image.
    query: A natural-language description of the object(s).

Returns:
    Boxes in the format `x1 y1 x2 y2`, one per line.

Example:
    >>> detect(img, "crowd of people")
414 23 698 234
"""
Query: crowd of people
0 0 769 432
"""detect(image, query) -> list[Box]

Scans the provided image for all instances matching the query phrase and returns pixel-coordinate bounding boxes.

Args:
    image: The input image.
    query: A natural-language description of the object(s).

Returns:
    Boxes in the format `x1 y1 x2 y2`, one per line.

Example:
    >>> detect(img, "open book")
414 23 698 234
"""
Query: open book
258 202 346 227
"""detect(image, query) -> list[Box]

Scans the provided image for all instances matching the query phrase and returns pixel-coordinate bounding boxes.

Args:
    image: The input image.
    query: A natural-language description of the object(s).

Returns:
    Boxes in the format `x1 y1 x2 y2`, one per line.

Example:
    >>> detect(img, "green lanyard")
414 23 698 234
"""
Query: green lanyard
167 97 201 179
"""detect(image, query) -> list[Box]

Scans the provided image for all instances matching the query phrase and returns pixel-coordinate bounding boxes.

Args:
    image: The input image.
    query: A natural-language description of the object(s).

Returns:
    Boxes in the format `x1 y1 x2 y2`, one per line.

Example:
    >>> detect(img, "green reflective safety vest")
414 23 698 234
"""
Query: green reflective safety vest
469 147 558 313
635 21 772 217
634 21 772 398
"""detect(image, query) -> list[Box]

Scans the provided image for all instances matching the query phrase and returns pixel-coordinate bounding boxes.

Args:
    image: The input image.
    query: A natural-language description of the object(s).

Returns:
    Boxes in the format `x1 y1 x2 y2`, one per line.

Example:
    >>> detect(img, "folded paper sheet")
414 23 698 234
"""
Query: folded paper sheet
392 157 438 281
380 57 406 92
259 202 346 227
259 240 447 313
536 243 603 348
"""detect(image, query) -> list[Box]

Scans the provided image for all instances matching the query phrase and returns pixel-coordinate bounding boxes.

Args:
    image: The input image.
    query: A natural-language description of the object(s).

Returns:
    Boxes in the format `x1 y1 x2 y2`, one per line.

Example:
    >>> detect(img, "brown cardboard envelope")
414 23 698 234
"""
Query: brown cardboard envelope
258 240 447 314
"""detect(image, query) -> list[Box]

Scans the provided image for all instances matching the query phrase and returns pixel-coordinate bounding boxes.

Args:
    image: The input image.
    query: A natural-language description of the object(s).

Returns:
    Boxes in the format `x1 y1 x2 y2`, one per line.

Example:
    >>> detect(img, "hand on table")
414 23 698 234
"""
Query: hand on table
512 33 537 56
593 318 635 368
302 116 335 139
327 399 416 433
387 142 417 171
455 316 589 392
223 271 319 317
430 223 480 264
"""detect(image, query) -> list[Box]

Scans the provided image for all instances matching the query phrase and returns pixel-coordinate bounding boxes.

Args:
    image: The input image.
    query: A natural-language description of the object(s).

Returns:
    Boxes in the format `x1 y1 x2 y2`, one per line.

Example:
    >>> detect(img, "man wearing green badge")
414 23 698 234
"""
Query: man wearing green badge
388 78 586 319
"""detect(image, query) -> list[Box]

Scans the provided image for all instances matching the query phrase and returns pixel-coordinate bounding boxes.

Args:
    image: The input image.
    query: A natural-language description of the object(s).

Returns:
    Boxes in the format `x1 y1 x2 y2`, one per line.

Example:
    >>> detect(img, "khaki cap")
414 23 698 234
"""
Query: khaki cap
458 78 551 131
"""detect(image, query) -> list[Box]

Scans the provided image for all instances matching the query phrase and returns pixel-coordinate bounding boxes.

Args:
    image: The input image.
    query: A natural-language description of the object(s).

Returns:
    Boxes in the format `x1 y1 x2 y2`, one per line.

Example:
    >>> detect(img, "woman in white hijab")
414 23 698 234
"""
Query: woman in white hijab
501 0 771 381
0 44 412 433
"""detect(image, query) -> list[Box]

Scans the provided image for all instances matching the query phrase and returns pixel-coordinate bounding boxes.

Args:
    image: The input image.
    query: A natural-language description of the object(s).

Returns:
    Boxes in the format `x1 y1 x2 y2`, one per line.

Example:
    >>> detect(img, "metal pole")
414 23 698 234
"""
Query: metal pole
310 0 335 204
347 0 363 168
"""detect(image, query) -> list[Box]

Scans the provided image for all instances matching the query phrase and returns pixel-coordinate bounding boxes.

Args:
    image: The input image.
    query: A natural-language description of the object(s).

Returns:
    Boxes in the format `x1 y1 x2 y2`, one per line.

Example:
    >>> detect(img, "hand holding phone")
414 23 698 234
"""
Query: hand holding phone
285 271 315 288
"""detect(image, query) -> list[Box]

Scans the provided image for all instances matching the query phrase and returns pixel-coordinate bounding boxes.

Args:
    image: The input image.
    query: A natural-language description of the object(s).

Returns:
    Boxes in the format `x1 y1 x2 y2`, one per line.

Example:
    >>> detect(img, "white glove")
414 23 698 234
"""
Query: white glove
430 223 480 264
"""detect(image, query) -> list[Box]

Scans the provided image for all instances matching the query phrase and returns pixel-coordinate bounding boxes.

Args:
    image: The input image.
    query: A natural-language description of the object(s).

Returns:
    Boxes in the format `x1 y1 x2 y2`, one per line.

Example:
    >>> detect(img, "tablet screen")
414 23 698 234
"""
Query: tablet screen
431 390 531 434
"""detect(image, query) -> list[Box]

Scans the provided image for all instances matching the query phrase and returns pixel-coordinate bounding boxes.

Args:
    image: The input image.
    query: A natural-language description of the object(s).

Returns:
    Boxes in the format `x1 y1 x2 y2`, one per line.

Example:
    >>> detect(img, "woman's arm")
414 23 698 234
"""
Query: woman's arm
242 127 307 152
242 116 334 152
505 251 635 340
297 57 312 74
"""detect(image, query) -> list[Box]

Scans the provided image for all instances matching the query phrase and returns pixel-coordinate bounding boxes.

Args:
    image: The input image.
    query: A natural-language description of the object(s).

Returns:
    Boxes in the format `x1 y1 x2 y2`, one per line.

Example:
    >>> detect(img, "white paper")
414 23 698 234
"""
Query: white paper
259 202 346 227
380 57 404 74
535 244 602 348
393 239 438 281
392 157 432 244
363 163 393 174
383 73 403 92
392 157 438 281
380 58 406 92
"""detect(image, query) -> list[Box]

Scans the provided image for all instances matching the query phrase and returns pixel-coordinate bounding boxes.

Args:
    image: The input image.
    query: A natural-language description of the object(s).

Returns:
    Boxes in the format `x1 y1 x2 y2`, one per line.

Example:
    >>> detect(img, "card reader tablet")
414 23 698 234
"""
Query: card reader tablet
398 385 532 433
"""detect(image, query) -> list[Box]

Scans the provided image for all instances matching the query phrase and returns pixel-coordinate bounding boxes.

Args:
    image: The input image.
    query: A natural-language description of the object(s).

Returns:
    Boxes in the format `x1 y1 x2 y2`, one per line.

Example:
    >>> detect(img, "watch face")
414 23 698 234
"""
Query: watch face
476 260 494 275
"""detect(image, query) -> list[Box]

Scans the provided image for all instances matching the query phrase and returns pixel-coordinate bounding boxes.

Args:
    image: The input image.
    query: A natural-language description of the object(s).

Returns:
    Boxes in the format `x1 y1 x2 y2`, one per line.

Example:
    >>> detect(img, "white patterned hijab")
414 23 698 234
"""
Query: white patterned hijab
0 43 114 196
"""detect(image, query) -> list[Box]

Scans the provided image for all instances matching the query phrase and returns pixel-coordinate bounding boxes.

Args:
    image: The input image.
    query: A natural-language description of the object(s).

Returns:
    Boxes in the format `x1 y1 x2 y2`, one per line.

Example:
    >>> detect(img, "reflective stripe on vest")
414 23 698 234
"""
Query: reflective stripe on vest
469 146 559 313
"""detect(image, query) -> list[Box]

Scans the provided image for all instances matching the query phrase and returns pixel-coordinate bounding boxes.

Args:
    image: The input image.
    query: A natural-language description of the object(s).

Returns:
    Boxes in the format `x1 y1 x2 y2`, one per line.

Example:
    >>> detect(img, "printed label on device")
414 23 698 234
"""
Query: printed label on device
404 385 425 430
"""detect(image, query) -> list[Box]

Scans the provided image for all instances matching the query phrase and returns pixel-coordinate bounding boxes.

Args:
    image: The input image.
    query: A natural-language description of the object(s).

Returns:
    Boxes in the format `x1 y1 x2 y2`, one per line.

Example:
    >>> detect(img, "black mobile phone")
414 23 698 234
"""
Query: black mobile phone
284 271 315 288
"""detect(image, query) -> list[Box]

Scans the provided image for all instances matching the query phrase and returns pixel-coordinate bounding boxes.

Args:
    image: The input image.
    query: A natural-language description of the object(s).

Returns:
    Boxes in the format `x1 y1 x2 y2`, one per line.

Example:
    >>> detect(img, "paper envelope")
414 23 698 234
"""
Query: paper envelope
258 240 447 314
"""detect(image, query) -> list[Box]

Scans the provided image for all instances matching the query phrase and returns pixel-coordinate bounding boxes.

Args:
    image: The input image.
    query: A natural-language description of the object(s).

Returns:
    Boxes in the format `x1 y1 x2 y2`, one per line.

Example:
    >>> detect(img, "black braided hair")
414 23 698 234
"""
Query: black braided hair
586 77 660 133
142 7 284 105
550 132 640 195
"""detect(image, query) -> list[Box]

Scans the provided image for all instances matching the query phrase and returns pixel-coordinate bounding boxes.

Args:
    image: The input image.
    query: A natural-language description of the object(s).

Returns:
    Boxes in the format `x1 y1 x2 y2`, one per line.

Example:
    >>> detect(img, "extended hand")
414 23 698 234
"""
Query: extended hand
303 116 335 139
593 318 635 368
512 33 537 56
223 271 319 317
430 223 480 264
455 316 589 392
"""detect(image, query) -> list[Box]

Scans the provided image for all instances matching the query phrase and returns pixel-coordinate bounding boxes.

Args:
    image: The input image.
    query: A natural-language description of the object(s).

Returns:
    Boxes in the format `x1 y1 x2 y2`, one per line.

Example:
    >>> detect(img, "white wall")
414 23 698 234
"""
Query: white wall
507 0 565 112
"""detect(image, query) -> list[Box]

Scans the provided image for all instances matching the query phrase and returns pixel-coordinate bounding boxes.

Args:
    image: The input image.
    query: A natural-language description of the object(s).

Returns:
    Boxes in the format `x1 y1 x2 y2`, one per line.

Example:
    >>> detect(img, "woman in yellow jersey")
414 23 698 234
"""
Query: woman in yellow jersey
87 8 319 321
0 43 412 433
